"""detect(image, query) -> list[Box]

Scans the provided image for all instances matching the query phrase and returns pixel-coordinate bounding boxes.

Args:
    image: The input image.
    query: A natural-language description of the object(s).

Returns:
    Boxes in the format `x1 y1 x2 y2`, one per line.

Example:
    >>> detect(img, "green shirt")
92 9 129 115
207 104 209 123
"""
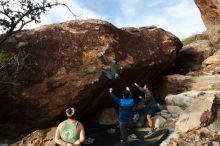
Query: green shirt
60 120 79 144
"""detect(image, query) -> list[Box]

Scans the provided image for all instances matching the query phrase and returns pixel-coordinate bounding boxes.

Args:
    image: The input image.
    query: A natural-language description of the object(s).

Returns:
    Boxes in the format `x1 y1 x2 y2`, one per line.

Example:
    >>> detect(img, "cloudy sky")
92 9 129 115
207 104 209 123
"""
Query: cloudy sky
26 0 206 40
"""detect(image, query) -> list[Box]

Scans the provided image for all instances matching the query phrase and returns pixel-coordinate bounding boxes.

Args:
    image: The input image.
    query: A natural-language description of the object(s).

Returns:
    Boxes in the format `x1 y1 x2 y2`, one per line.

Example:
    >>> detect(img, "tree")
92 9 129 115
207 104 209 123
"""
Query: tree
0 0 76 45
0 0 76 92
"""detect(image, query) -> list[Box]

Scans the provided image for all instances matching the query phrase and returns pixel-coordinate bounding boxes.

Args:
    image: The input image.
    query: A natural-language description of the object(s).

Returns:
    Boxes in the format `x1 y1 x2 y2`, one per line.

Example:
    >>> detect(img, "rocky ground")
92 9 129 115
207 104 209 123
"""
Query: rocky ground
158 38 220 145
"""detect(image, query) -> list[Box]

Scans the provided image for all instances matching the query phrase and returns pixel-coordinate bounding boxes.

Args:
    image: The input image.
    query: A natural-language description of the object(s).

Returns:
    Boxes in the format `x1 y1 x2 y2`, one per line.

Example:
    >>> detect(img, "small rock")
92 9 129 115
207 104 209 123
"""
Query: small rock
167 105 183 115
106 128 116 134
85 137 95 144
171 114 179 118
133 113 139 123
161 110 169 113
194 134 200 142
161 113 172 119
212 141 220 146
153 115 167 128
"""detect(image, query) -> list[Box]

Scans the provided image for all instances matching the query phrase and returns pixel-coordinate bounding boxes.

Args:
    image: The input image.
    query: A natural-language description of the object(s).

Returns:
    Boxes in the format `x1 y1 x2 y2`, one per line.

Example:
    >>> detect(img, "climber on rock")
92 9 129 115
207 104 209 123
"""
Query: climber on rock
134 83 161 133
98 52 122 81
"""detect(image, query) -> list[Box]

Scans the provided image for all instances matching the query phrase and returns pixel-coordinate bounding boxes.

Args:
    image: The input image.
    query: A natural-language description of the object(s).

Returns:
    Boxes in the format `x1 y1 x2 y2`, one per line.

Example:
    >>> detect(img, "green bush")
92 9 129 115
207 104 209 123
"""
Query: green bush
182 34 209 46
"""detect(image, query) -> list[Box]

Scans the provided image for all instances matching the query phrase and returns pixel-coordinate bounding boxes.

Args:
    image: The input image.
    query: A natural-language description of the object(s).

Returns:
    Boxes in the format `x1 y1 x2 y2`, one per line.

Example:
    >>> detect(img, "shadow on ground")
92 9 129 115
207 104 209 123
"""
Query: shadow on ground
82 124 169 146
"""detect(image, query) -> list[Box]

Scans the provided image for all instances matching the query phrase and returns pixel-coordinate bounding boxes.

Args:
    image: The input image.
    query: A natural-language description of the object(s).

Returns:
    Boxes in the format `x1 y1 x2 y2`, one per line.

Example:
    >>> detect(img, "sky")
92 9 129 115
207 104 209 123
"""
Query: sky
25 0 206 40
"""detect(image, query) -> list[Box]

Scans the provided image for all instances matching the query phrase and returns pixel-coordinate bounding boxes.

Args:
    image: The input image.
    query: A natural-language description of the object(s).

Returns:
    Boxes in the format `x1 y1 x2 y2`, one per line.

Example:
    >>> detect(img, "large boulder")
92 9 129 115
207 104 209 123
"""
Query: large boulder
202 49 220 74
208 93 220 132
0 19 182 139
175 93 216 132
177 40 215 69
165 90 220 108
194 0 220 45
165 90 202 108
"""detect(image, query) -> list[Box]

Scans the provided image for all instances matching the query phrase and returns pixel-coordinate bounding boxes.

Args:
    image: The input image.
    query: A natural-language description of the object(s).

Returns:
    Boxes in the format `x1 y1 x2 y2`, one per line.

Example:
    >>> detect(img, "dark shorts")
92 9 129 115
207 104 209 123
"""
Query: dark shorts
145 103 160 117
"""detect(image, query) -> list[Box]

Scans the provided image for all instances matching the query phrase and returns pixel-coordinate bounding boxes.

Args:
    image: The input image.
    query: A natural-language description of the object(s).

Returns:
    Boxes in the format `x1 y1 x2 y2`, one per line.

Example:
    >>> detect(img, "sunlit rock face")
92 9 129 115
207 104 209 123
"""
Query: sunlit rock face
195 0 220 45
202 49 220 74
0 19 182 139
160 74 220 98
10 128 56 146
175 93 216 132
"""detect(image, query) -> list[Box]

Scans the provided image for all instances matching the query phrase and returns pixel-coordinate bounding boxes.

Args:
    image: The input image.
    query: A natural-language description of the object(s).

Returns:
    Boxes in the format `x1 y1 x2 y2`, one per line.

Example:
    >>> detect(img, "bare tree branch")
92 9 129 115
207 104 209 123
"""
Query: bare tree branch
0 0 77 45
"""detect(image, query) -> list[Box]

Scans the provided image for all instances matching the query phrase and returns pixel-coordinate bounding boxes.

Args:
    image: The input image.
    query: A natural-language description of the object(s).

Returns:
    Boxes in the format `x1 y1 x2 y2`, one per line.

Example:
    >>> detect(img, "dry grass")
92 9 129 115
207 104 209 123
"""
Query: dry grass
182 34 209 46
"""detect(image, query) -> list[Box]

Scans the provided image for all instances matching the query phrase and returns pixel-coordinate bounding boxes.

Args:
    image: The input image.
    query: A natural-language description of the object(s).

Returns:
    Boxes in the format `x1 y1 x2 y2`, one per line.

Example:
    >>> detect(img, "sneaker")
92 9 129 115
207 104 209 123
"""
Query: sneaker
147 130 153 135
148 128 155 135
128 134 137 141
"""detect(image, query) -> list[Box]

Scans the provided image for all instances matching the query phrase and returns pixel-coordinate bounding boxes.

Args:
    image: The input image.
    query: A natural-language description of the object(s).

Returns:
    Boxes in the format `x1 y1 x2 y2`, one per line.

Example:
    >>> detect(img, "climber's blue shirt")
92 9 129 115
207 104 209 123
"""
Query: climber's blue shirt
110 92 134 122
